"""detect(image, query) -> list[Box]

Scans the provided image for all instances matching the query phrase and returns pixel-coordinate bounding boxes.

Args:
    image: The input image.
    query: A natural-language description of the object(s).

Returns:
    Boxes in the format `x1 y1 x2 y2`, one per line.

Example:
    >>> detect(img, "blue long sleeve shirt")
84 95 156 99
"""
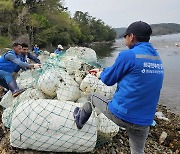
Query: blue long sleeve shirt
19 52 41 64
5 52 29 69
27 52 41 64
100 42 164 126
0 50 30 73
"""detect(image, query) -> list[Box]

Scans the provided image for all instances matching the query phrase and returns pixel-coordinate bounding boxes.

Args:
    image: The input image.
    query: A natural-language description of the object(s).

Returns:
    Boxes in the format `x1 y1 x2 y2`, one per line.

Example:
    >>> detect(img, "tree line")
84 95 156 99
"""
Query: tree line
0 0 116 49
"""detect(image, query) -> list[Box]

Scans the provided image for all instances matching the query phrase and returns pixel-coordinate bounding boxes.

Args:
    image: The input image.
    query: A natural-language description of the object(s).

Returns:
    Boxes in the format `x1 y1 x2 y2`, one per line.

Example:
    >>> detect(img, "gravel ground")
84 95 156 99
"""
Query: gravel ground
0 103 179 154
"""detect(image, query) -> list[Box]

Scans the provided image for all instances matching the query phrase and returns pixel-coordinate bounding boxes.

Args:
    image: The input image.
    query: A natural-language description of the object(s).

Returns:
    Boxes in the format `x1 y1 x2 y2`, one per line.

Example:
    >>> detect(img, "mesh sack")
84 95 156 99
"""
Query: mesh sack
97 113 119 138
0 91 14 108
80 74 116 98
10 99 97 152
66 47 97 63
37 69 61 97
2 88 47 128
16 70 35 89
62 56 82 75
1 47 120 152
38 68 81 101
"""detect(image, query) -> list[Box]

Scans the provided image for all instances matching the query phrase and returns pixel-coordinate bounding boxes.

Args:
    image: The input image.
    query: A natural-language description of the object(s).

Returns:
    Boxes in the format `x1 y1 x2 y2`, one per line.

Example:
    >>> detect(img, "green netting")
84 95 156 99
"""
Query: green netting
0 47 119 153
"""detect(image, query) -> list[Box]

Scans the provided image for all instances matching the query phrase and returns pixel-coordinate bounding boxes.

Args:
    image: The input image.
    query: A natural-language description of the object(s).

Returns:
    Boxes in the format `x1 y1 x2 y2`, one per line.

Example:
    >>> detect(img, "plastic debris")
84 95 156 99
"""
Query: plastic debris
155 112 169 121
159 131 167 144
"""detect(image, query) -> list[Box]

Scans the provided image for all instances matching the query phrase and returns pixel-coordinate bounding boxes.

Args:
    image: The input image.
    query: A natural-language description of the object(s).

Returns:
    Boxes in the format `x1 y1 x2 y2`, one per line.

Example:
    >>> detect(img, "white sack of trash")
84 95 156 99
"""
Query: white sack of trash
10 99 97 152
66 47 97 63
0 47 119 152
2 88 46 128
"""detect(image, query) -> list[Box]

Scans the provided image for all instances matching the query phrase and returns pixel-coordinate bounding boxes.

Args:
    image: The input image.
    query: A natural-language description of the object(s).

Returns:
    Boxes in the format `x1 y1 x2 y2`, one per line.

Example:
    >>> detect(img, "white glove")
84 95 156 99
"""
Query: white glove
33 64 42 69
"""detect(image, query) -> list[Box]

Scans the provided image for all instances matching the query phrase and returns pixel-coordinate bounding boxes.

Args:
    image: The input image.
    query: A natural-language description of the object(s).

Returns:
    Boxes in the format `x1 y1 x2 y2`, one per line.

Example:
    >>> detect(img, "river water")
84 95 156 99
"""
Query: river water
93 33 180 115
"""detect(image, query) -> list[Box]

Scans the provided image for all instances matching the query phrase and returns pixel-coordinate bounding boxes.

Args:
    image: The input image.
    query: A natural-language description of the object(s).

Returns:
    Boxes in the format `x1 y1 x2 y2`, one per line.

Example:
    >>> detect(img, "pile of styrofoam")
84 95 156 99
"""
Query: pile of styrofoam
0 47 119 153
37 68 81 101
80 74 116 98
2 88 46 128
16 70 35 88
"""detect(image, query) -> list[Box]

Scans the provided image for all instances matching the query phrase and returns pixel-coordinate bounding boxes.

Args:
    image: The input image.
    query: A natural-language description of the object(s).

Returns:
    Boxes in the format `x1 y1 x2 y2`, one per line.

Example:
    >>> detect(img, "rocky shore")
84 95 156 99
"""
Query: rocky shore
0 103 179 154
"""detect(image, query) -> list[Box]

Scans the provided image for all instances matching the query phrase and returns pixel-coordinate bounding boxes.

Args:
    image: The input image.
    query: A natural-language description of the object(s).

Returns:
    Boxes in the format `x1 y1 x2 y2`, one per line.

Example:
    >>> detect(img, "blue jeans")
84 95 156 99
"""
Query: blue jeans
89 93 150 154
0 70 13 90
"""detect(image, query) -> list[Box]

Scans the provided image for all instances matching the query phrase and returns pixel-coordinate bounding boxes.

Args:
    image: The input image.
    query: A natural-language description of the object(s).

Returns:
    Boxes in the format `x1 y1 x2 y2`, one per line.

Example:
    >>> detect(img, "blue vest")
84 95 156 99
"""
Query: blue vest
100 42 164 126
19 54 27 63
0 50 21 73
33 47 39 54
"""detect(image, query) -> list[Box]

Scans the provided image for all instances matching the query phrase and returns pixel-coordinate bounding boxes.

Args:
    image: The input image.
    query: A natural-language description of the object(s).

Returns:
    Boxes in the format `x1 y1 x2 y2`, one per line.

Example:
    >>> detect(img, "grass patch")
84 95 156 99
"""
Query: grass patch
0 36 11 54
0 0 13 10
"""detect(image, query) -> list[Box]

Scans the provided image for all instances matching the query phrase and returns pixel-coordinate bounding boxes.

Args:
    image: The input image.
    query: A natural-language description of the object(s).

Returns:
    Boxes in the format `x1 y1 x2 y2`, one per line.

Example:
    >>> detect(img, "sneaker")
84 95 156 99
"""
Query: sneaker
73 107 92 129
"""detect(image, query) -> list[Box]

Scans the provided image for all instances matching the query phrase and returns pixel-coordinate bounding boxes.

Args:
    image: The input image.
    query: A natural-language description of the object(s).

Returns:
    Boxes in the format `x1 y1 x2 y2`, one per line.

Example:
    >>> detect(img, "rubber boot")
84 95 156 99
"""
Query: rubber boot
8 79 25 97
73 102 92 129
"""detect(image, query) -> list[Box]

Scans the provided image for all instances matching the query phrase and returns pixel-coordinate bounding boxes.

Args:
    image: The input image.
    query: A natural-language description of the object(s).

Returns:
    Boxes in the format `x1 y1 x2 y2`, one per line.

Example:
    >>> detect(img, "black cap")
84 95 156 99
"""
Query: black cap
124 21 152 38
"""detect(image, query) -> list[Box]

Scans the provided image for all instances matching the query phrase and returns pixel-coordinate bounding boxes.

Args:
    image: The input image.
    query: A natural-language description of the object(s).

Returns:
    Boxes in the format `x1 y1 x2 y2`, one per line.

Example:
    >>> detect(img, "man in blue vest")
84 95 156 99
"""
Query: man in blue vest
33 44 39 56
0 43 41 97
73 21 164 154
20 43 41 64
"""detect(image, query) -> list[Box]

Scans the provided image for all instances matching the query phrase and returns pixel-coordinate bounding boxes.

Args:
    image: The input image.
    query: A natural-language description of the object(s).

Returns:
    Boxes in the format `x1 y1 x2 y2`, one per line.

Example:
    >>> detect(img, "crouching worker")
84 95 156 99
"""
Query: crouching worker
73 21 164 154
20 43 41 64
0 43 41 97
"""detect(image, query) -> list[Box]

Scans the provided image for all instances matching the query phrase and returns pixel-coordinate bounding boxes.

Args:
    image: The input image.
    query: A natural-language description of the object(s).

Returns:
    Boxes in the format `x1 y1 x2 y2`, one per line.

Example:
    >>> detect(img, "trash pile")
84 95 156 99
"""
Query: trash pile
0 47 119 153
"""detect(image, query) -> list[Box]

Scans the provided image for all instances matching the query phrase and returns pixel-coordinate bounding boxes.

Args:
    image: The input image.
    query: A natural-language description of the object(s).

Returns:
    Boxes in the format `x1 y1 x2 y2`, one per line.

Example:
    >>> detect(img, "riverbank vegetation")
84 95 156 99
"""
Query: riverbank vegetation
0 0 116 49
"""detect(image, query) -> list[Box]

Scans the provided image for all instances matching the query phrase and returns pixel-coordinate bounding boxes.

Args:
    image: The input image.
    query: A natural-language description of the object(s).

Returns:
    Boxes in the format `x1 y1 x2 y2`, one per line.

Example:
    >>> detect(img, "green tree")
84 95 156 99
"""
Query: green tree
74 11 116 44
0 0 115 48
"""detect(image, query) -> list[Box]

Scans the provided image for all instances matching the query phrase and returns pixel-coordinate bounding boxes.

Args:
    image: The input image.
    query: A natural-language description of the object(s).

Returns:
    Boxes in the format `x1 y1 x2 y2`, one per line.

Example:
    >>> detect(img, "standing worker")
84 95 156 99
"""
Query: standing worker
20 43 41 64
73 21 164 154
0 43 41 97
33 44 39 56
